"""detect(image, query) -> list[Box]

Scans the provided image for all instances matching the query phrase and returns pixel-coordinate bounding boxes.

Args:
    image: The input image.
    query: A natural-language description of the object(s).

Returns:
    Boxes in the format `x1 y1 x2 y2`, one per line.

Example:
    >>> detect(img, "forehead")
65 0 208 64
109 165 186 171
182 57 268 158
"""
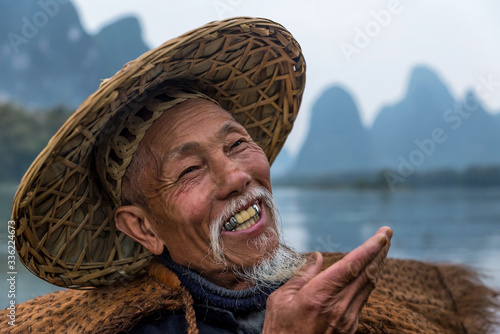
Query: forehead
142 98 244 150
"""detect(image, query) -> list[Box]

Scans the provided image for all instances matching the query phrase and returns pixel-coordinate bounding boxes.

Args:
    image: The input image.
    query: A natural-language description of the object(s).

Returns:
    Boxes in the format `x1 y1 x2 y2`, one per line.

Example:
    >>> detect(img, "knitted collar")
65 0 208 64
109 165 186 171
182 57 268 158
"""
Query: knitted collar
157 250 282 313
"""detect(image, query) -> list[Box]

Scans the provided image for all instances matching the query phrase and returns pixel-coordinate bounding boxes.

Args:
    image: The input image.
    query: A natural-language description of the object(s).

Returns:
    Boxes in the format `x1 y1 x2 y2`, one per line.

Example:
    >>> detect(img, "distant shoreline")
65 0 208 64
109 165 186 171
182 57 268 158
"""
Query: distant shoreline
273 165 500 190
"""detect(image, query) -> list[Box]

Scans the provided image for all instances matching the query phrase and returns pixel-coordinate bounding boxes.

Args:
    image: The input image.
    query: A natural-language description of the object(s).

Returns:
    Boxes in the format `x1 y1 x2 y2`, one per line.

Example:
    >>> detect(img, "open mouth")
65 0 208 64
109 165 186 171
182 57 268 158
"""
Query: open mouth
221 202 261 232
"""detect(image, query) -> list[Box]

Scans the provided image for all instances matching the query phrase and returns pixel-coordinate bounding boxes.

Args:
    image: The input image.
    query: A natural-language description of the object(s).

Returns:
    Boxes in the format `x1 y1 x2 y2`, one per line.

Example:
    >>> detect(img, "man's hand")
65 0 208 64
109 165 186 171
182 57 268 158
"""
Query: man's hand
263 226 392 334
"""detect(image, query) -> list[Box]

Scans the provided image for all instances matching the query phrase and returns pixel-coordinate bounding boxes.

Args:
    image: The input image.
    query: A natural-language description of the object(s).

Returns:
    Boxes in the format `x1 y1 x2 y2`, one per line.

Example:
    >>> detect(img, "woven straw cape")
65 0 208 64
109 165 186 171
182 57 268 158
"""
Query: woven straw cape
12 17 305 288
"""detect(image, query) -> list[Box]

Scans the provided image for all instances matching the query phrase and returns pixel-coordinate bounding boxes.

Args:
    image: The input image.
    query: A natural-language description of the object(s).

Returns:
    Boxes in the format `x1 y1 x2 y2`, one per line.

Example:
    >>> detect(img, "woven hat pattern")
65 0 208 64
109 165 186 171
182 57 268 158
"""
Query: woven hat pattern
12 17 305 288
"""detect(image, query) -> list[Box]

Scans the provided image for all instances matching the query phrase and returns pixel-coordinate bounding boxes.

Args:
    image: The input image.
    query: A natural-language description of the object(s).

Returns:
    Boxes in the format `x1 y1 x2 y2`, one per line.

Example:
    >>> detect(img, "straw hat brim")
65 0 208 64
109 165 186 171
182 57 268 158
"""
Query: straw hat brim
12 17 305 288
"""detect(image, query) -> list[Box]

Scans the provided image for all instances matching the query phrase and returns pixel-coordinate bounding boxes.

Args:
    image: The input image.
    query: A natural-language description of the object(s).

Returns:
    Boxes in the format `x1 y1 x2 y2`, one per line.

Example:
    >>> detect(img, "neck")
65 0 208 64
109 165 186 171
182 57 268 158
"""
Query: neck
208 272 254 290
156 249 282 312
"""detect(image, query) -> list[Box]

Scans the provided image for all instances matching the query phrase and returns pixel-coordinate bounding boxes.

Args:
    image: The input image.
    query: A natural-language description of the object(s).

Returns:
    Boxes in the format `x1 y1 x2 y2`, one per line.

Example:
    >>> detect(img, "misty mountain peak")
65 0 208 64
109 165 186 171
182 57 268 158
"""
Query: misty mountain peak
310 85 364 133
292 85 374 175
406 66 452 102
0 1 150 108
95 16 149 73
371 66 500 171
97 16 145 45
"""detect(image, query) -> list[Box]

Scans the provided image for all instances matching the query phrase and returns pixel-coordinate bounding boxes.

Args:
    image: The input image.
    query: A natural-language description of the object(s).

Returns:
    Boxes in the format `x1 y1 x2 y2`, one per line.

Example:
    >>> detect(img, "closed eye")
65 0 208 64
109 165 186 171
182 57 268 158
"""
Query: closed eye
179 166 197 178
231 139 246 149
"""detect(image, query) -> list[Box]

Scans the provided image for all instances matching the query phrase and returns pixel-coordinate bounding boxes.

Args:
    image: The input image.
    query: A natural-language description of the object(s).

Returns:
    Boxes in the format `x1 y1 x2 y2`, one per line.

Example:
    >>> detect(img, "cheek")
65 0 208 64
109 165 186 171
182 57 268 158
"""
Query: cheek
246 148 271 188
168 184 214 230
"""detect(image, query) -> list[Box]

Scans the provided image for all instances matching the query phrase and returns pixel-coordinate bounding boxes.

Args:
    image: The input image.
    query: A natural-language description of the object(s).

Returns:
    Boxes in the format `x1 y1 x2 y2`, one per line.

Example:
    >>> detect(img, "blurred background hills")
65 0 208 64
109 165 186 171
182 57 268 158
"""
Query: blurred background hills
1 0 500 188
279 66 500 187
0 0 148 108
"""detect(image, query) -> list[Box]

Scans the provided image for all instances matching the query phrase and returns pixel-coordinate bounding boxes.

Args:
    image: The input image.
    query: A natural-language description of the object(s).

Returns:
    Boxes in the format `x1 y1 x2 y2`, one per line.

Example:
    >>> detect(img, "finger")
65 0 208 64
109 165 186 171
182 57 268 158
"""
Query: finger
315 242 390 334
342 282 373 331
341 240 391 308
280 252 323 293
321 249 390 334
299 227 392 302
343 253 388 321
333 226 392 284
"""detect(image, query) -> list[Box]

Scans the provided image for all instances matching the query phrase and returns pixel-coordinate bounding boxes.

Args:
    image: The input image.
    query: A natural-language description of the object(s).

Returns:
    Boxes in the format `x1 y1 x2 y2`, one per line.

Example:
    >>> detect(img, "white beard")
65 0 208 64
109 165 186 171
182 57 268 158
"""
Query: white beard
232 237 307 287
209 186 306 286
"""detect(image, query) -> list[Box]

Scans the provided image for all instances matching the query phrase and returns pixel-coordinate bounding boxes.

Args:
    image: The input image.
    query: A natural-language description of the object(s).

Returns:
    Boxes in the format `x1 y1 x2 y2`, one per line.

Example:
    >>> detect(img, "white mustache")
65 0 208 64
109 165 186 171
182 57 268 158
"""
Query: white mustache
209 186 277 265
212 186 273 231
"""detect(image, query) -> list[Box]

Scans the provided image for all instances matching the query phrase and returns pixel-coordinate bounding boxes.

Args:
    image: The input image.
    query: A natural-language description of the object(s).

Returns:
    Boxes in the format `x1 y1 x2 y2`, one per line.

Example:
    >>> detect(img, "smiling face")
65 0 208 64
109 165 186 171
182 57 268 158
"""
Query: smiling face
118 98 280 289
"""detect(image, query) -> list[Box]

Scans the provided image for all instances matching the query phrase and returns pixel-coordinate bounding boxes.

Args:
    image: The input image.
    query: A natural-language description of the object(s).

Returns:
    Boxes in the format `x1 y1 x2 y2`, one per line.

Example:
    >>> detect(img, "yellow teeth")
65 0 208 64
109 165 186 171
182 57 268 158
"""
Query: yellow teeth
240 210 250 221
235 217 256 231
234 213 244 224
247 206 256 216
223 203 261 231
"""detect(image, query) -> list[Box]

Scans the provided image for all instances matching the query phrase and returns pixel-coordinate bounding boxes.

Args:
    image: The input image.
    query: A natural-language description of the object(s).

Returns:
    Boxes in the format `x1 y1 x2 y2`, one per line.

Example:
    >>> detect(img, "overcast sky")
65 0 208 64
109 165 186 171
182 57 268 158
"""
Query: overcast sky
72 0 500 154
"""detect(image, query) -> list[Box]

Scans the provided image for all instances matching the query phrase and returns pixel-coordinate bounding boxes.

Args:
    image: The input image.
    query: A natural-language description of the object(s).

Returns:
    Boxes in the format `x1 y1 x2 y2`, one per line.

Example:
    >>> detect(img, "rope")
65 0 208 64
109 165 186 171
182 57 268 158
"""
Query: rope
180 286 199 334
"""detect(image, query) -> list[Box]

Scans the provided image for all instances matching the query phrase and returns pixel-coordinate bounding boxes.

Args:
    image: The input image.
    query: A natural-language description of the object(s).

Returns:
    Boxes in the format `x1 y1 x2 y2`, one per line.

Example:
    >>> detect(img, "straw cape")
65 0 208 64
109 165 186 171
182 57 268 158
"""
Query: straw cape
1 254 498 333
11 16 305 289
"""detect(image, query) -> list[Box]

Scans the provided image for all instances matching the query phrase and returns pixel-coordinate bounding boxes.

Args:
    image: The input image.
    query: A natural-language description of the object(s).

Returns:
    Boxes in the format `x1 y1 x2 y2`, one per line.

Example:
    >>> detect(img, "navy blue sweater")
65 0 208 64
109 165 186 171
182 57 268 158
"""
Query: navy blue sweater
130 250 281 334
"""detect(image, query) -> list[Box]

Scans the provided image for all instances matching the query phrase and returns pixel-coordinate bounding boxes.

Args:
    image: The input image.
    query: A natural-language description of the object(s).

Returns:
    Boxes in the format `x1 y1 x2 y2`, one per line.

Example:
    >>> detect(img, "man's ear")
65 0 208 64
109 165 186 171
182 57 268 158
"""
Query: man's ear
114 205 164 255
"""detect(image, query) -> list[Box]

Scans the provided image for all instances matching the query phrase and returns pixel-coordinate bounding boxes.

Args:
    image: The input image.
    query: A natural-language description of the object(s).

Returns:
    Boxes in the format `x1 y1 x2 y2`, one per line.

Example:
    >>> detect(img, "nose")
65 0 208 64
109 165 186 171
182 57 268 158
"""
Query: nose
213 156 252 200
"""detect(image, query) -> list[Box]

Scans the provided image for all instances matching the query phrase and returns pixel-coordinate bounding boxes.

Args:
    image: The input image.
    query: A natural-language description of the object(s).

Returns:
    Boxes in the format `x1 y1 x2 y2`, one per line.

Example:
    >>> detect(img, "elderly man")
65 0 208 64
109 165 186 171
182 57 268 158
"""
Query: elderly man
113 96 392 333
2 17 497 334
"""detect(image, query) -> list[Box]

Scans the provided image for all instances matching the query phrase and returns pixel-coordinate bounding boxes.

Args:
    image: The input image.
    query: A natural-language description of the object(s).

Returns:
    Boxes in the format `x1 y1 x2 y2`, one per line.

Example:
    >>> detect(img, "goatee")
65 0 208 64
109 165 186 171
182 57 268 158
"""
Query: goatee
209 186 306 287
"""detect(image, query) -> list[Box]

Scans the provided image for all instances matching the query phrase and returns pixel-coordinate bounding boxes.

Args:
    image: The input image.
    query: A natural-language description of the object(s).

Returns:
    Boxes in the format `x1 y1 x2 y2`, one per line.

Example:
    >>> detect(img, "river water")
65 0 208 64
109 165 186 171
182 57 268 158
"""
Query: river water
274 186 500 289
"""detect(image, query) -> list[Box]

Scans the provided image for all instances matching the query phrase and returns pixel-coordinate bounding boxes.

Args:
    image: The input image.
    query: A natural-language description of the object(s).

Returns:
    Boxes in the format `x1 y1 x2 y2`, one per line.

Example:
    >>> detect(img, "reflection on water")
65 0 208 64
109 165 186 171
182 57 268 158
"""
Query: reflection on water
1 185 499 308
274 187 309 251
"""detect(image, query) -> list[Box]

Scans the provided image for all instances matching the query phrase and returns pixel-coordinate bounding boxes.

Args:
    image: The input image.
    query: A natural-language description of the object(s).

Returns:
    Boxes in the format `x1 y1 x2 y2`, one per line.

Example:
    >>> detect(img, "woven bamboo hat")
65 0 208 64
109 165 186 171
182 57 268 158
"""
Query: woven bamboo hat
12 17 305 288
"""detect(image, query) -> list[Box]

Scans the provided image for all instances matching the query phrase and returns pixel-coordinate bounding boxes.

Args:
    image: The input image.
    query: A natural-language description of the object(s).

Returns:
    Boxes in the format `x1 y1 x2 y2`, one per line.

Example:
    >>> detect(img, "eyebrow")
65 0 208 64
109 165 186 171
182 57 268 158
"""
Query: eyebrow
166 142 201 161
217 121 243 138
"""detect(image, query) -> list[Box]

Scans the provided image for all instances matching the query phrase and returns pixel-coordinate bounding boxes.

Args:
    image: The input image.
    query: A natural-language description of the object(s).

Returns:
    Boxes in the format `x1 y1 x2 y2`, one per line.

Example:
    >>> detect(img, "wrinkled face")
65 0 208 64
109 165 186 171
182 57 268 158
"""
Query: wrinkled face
142 99 279 288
